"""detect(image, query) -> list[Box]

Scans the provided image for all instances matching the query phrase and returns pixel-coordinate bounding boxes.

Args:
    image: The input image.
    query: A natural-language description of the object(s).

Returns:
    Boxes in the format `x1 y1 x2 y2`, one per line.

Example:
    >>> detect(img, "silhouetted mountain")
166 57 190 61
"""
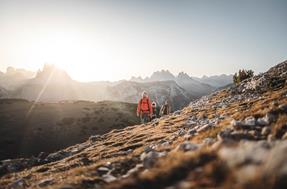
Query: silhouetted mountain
11 65 79 102
0 67 35 90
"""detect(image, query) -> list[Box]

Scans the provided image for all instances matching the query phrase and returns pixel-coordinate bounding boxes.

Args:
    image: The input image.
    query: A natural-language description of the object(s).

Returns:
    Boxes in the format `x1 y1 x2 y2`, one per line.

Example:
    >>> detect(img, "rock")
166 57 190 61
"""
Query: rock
197 124 211 133
89 135 102 142
203 138 216 145
173 110 181 115
279 104 287 113
9 178 28 189
187 128 197 135
264 112 277 124
267 134 275 142
46 151 71 162
37 152 48 159
122 164 144 178
244 116 256 126
217 128 233 141
282 132 287 140
143 146 153 153
218 129 255 141
3 159 23 173
102 174 117 183
141 151 166 169
219 141 270 168
97 167 110 175
38 178 54 187
177 128 186 136
176 142 199 152
261 127 271 136
256 117 269 126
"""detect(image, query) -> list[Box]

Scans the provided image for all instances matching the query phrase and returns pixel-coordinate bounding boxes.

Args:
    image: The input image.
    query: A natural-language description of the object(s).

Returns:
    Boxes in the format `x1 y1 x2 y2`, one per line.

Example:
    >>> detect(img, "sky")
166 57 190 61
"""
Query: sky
0 0 286 81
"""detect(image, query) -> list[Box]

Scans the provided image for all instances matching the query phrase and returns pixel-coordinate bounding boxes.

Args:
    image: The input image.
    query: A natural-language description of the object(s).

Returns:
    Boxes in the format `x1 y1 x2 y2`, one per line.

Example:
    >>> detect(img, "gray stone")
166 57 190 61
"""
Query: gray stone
89 135 102 142
279 104 287 113
197 124 211 132
122 164 144 178
38 178 54 187
282 132 287 140
97 167 110 175
187 128 197 135
173 110 181 115
256 117 269 126
261 127 271 136
46 151 71 162
244 116 256 126
9 178 28 189
143 146 153 153
203 138 216 145
176 142 199 152
265 113 276 124
141 151 166 169
102 174 117 183
267 134 275 142
177 128 186 136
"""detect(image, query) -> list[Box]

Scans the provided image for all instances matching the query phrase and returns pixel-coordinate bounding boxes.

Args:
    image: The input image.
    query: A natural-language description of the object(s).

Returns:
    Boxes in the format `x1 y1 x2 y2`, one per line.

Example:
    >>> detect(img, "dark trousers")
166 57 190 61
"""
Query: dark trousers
140 112 150 124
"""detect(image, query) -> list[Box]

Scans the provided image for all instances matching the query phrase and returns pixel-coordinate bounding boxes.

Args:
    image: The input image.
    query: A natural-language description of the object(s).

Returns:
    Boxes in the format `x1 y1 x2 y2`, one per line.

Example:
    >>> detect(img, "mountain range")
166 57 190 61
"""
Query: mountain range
0 65 233 110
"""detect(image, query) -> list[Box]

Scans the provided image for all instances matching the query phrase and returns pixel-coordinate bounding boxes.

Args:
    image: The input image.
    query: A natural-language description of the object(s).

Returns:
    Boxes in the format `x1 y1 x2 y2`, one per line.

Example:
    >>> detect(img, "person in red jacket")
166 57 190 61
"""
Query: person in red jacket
137 91 153 124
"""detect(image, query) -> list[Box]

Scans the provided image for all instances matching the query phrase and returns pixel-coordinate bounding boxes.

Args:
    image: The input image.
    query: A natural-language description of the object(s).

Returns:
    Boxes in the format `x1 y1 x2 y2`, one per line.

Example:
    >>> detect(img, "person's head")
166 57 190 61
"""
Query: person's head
142 91 148 98
152 101 157 108
164 100 169 105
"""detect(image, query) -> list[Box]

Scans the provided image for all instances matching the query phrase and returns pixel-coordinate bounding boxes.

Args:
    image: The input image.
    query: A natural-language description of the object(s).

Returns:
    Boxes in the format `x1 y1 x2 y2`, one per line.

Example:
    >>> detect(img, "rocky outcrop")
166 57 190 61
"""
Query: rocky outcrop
0 60 286 189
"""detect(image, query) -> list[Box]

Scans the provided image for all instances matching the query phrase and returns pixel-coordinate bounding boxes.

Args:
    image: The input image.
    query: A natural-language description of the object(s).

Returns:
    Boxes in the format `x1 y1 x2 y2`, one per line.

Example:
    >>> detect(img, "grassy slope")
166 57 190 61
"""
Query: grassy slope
0 100 139 160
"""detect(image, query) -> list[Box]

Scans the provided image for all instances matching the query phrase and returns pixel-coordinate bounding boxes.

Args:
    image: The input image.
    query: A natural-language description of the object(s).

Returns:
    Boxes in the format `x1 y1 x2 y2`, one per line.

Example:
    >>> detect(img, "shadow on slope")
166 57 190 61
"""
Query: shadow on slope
0 100 139 160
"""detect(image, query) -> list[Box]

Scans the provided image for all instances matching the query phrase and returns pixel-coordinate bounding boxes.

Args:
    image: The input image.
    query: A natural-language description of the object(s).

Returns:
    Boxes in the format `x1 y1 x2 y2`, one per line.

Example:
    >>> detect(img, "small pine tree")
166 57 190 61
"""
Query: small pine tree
233 69 254 84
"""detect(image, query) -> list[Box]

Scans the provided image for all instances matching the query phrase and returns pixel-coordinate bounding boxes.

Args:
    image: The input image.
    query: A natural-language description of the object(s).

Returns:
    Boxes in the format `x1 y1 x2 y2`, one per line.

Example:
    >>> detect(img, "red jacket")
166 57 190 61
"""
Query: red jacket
137 97 153 114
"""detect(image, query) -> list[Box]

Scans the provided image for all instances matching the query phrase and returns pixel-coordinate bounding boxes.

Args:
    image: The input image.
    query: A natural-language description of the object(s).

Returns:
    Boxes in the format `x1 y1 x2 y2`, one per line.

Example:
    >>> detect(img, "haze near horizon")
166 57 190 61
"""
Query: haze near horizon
0 0 286 81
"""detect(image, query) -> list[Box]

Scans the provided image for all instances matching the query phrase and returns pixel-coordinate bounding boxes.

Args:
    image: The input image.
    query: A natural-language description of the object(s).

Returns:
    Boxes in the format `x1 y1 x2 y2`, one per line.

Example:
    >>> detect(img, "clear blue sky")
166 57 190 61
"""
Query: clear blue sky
0 0 286 81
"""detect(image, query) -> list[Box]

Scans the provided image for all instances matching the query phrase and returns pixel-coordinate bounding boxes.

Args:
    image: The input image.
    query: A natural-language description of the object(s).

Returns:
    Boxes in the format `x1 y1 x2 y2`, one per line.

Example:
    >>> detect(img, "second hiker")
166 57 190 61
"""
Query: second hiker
160 100 171 116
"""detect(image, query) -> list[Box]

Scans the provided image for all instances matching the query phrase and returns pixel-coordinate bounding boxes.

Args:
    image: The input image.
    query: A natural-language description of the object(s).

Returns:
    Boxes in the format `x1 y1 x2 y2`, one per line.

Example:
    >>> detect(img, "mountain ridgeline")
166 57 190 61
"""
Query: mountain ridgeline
0 65 232 111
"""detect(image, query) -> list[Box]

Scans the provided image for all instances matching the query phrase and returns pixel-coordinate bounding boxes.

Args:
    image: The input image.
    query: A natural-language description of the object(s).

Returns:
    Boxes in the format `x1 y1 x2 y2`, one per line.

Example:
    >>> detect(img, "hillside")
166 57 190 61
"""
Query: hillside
0 61 286 189
0 100 139 160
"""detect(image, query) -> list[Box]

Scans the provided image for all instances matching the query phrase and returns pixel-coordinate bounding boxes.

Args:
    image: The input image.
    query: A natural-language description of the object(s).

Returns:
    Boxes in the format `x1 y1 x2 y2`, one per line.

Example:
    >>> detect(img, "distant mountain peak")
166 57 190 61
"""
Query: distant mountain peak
150 69 175 81
34 64 72 84
177 72 191 80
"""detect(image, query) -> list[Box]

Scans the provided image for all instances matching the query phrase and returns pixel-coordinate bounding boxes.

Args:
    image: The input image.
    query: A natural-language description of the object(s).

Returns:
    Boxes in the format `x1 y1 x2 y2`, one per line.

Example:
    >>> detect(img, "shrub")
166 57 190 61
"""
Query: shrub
233 69 254 84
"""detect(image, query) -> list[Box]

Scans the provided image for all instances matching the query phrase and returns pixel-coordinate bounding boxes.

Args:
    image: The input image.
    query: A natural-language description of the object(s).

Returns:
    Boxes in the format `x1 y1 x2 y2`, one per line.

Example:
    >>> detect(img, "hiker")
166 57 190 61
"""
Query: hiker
160 100 171 116
137 91 153 124
151 101 159 120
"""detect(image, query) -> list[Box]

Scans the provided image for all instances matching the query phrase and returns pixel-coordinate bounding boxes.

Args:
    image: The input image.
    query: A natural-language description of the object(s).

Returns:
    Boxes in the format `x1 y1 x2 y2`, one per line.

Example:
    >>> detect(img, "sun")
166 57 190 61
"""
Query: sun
23 30 124 81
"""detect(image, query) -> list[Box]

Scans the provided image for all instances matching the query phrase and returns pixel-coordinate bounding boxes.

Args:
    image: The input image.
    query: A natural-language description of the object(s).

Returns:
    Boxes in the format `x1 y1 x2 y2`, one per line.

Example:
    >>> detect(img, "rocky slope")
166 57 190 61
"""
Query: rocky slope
0 61 286 189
